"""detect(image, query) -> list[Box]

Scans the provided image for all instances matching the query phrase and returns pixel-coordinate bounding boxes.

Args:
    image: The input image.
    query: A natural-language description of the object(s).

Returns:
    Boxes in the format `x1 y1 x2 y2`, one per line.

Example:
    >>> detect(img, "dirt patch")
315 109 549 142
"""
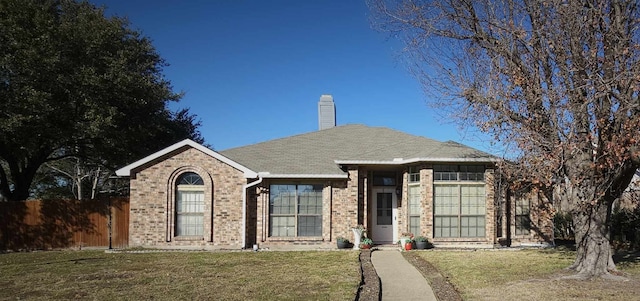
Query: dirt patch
357 250 380 301
403 252 463 301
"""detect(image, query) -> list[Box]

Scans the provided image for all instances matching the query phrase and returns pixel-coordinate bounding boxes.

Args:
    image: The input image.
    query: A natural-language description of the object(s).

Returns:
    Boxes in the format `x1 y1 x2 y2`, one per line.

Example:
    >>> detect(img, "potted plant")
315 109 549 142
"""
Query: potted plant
415 236 433 249
337 237 350 249
404 238 413 251
360 238 373 249
400 232 414 250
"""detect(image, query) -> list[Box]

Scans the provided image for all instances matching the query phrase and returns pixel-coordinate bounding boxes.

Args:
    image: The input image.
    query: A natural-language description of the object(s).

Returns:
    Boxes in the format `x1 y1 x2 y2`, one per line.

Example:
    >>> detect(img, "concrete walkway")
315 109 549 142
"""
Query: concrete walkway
371 250 437 301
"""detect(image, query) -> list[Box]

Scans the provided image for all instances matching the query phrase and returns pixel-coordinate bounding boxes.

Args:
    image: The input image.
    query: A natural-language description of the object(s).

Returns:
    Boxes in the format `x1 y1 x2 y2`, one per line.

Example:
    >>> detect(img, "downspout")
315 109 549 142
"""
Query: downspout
242 175 263 249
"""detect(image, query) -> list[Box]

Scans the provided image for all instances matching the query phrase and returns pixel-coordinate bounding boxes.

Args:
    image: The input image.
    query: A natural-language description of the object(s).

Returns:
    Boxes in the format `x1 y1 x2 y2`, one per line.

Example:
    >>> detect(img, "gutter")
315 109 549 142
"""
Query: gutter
334 157 500 165
258 172 348 179
242 175 263 249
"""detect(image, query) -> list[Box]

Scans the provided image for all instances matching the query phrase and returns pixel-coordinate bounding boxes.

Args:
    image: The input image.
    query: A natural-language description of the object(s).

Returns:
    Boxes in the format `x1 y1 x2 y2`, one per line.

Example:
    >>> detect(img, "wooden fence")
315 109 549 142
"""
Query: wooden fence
0 198 129 250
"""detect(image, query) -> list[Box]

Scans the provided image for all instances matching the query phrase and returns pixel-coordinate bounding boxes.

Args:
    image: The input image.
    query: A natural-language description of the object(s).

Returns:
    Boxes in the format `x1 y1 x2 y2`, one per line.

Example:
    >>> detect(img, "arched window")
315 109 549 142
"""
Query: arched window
175 172 204 236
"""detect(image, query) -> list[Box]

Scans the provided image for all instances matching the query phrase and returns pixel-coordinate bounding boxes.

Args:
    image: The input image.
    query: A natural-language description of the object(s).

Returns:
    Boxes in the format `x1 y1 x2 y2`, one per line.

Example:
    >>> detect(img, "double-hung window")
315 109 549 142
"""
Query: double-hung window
175 172 205 236
515 197 531 235
433 165 486 238
270 184 323 237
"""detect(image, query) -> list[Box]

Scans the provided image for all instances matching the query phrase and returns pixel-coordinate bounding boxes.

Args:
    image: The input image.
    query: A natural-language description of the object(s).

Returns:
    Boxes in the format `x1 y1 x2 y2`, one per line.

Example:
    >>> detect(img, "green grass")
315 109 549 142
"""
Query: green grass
417 249 640 301
0 250 360 300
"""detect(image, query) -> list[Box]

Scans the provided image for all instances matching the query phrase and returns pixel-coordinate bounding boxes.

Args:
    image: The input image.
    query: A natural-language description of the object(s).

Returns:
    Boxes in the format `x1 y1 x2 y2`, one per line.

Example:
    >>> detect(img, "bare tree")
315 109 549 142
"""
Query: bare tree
369 0 640 279
44 157 110 200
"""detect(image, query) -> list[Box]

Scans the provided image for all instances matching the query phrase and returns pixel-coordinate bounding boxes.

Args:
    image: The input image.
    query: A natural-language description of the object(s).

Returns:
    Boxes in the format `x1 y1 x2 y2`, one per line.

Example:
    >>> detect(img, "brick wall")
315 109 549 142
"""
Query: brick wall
129 147 247 249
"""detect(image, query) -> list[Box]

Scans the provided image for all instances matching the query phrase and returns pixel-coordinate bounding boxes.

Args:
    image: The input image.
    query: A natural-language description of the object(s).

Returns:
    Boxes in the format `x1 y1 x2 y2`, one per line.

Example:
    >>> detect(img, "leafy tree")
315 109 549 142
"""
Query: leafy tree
369 0 640 279
0 0 202 201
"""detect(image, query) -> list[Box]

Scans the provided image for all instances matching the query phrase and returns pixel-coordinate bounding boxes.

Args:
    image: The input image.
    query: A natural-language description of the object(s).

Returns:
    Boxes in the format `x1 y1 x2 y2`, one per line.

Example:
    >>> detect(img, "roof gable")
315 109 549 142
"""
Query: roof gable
115 139 258 178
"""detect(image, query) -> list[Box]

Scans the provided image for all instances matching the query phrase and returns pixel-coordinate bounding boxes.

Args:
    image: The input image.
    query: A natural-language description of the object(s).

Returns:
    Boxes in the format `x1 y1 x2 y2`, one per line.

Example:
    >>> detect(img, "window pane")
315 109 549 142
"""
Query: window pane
434 216 458 237
409 166 420 183
175 189 204 236
434 185 459 215
270 185 296 215
461 185 486 215
377 193 393 225
408 185 421 215
515 216 531 235
459 165 485 181
270 216 295 237
434 165 457 181
515 198 530 214
373 176 396 186
409 216 420 236
515 197 531 235
298 185 322 215
178 172 204 185
460 216 485 237
298 216 322 236
176 214 203 236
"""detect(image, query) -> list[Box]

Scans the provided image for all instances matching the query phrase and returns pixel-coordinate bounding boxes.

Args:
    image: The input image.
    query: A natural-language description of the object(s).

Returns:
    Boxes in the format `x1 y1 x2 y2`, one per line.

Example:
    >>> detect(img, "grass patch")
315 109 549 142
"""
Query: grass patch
0 250 360 300
417 249 640 301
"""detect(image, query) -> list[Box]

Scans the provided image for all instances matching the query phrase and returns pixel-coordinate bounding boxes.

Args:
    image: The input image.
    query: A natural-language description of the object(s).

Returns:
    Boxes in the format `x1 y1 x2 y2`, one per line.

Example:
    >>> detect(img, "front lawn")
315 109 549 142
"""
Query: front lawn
0 250 360 300
416 249 640 301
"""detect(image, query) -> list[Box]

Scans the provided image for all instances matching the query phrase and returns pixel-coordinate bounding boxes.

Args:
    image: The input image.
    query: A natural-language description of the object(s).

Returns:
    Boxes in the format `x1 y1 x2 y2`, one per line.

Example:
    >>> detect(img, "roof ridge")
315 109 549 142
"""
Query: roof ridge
220 124 367 152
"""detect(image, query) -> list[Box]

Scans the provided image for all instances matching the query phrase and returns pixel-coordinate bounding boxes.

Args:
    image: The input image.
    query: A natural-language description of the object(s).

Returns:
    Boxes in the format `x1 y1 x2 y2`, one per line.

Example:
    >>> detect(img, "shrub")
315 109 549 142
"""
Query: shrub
553 212 574 240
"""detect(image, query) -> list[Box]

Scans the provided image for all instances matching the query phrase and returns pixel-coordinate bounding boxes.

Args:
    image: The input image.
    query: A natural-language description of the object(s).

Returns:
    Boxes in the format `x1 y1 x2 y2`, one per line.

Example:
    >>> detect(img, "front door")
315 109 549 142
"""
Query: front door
372 188 397 244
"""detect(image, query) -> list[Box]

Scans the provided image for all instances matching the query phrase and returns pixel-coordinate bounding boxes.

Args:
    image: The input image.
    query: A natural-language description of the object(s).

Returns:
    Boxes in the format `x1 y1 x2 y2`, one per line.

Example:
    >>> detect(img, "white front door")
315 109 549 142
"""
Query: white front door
371 188 397 244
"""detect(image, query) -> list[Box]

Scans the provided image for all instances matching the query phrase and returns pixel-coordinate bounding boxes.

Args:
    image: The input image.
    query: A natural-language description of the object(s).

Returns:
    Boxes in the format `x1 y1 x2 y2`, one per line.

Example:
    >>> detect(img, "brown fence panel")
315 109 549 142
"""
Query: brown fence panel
0 198 129 250
110 198 130 248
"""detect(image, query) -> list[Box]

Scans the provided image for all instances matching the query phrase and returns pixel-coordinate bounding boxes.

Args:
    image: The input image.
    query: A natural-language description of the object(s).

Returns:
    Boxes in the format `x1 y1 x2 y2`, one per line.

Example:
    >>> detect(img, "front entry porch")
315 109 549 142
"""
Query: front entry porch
370 187 398 244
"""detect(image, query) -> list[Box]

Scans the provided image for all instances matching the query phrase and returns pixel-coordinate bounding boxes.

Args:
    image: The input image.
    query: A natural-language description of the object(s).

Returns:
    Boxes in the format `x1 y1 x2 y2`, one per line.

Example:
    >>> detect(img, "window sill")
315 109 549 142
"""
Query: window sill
266 237 324 242
432 237 489 242
174 236 204 241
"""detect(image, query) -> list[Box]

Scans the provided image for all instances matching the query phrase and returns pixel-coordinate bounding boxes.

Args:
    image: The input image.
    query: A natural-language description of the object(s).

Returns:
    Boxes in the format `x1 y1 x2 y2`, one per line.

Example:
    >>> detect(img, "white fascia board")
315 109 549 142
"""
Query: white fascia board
257 172 348 179
115 139 258 178
334 157 500 165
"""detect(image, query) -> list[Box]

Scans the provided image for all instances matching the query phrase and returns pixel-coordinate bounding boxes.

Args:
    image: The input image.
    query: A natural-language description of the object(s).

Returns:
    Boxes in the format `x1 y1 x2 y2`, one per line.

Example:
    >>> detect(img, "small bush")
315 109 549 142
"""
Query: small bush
553 212 574 240
611 206 640 251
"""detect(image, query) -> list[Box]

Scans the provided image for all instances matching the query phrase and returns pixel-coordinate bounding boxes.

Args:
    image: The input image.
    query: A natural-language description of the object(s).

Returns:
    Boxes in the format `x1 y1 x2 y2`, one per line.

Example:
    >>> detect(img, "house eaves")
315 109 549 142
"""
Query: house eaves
335 157 500 165
115 139 258 178
258 172 348 179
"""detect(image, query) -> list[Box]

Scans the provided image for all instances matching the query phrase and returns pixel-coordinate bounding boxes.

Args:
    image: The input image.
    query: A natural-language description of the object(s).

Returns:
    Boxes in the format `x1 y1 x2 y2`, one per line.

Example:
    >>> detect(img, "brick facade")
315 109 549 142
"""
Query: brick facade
129 147 247 249
126 145 550 249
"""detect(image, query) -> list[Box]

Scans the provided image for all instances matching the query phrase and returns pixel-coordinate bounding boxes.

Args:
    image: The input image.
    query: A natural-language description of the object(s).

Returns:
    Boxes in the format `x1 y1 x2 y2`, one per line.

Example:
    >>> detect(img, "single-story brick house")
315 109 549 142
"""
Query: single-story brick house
115 96 553 249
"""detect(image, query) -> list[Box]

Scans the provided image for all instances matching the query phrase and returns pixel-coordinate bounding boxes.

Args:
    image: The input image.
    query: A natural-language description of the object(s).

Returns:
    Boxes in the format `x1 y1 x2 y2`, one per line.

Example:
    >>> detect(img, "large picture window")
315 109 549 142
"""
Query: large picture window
270 184 323 237
175 172 205 236
433 165 486 238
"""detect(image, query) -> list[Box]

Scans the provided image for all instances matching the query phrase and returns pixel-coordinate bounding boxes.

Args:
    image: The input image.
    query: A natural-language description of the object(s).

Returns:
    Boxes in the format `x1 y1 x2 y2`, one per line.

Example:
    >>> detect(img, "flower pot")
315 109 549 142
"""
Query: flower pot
404 242 412 250
337 241 349 249
360 244 372 249
416 241 428 249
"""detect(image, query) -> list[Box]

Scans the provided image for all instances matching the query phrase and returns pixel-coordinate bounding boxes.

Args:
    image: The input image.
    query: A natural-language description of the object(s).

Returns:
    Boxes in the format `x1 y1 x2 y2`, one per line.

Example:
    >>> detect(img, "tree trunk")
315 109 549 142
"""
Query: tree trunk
568 200 619 279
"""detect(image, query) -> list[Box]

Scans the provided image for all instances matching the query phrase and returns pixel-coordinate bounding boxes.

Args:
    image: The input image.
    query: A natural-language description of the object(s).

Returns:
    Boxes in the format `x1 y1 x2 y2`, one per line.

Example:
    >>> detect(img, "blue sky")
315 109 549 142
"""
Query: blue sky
93 0 499 155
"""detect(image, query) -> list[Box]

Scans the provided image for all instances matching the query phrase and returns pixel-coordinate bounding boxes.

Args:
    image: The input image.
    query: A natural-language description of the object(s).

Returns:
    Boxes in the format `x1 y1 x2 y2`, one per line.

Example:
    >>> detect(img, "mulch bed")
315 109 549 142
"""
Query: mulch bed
402 252 463 301
356 249 462 301
356 250 380 301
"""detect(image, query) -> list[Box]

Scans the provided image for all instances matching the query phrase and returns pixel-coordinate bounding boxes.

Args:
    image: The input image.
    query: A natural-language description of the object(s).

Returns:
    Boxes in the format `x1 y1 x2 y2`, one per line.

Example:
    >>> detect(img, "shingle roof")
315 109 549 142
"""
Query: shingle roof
219 124 496 177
